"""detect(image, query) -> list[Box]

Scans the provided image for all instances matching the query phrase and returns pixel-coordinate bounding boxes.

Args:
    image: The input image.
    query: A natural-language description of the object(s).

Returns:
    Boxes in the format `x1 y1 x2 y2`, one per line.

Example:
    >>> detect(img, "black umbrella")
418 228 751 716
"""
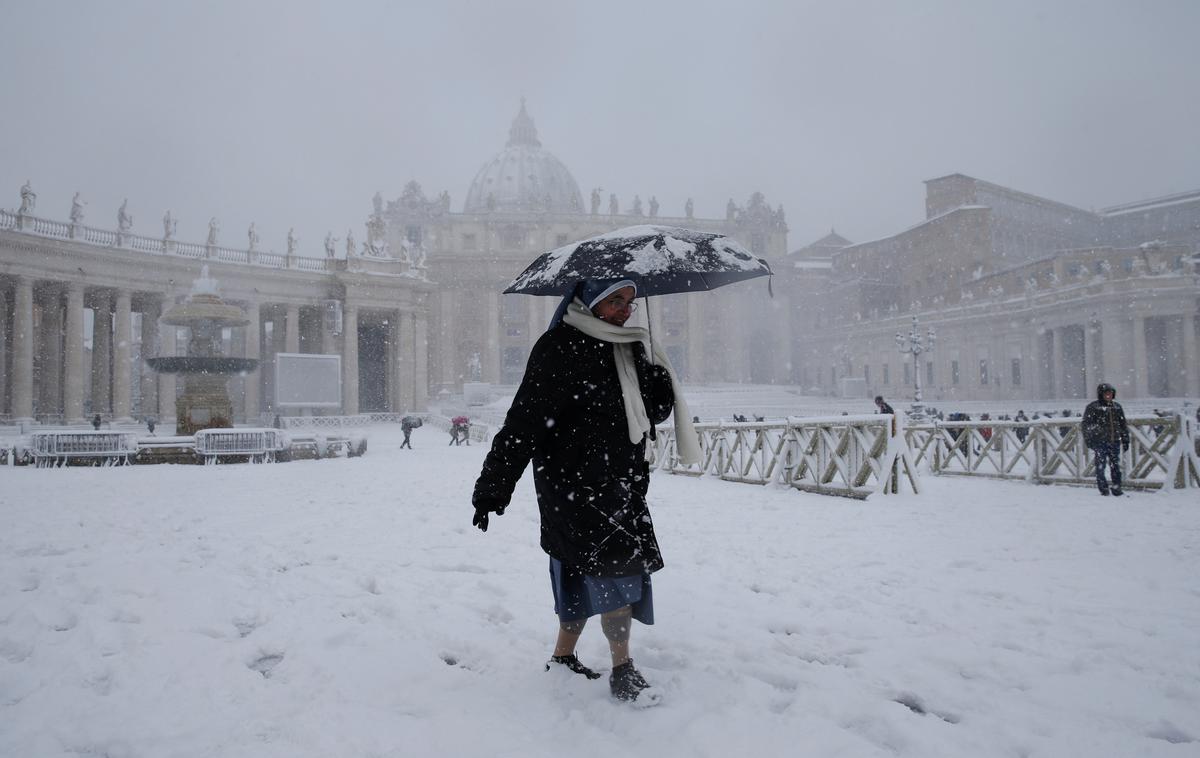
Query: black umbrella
503 225 772 297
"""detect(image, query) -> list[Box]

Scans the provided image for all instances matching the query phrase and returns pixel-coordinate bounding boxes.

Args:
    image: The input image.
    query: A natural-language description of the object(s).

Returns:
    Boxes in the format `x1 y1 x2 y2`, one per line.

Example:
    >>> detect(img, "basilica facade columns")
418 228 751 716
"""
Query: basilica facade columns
413 311 428 411
138 298 159 422
0 288 8 413
398 310 416 412
39 286 63 417
1131 316 1149 397
91 292 113 416
243 301 261 420
285 304 300 354
157 322 177 425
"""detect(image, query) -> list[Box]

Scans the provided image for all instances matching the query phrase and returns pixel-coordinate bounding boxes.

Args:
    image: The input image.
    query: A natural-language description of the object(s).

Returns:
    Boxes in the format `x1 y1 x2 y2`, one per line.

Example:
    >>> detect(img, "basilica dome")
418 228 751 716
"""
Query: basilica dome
463 101 584 214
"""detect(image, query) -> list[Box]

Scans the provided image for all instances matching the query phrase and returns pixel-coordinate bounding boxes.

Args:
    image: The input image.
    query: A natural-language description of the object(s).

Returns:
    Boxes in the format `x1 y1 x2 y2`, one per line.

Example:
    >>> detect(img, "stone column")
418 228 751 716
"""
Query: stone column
1082 322 1097 397
1048 327 1062 400
414 311 428 411
439 290 457 387
158 322 177 426
343 305 359 415
91 292 113 416
138 301 159 423
285 304 300 354
113 290 134 422
243 301 261 420
485 291 500 383
1131 316 1149 397
39 289 64 417
64 283 86 423
0 288 8 415
686 293 706 382
11 277 35 421
1182 314 1199 398
398 310 416 412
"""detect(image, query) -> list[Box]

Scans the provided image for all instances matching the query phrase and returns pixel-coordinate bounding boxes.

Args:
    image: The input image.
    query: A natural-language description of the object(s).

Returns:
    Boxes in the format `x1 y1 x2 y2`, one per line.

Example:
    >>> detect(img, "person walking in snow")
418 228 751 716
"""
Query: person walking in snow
1082 382 1130 496
1013 409 1029 444
400 415 421 449
471 278 692 705
874 396 894 415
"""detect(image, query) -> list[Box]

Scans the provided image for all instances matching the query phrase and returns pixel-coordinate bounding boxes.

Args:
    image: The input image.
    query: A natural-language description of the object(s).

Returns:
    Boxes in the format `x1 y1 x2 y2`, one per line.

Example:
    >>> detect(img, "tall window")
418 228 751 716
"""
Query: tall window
926 361 934 385
1011 358 1022 386
979 359 990 385
883 365 890 385
951 360 960 385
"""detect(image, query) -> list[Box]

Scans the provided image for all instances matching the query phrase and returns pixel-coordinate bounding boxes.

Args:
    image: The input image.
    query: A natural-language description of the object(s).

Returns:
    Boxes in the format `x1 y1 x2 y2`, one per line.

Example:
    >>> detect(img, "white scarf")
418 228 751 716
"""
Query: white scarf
562 298 701 464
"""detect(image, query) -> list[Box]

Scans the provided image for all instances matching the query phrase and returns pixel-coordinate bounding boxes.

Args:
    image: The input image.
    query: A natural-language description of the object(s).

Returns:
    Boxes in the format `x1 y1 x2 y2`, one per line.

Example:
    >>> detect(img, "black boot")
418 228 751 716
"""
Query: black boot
546 654 601 680
1099 488 1110 496
1112 487 1123 496
609 659 654 702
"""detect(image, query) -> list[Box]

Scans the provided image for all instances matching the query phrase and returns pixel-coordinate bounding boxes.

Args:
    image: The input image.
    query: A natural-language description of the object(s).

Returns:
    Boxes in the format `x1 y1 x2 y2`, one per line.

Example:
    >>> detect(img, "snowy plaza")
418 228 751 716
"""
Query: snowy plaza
2 422 1199 758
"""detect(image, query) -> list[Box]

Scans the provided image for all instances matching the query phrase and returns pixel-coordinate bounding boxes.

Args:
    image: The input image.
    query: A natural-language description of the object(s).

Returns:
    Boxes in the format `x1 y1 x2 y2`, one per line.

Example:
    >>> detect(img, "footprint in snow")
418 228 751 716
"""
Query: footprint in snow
248 652 285 678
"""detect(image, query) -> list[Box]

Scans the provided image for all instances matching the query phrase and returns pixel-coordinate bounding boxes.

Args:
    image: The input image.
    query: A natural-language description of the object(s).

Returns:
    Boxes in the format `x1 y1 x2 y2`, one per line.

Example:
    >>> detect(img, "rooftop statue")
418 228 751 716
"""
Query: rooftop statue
685 197 694 219
206 217 219 246
609 193 618 215
118 199 133 232
287 228 298 257
648 196 659 218
631 195 644 216
324 231 338 258
590 187 601 215
70 192 86 224
163 210 177 240
373 191 384 216
18 180 36 214
247 222 259 251
346 229 356 257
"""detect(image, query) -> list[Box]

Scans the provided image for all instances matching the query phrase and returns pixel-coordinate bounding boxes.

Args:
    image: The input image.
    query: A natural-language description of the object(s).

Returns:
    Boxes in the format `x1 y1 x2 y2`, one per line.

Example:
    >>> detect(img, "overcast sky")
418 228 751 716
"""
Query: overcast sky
2 0 1197 256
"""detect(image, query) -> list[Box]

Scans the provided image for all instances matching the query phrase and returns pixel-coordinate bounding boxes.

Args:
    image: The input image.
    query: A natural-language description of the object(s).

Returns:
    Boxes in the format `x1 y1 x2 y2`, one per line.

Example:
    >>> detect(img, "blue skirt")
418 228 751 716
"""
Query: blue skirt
549 557 654 625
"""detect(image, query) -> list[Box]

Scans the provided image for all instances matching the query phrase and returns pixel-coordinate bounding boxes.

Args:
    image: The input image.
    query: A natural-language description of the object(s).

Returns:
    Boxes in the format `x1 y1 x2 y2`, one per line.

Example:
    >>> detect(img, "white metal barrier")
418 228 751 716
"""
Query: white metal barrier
905 413 1198 490
650 414 919 499
194 428 287 464
29 431 139 467
279 413 406 429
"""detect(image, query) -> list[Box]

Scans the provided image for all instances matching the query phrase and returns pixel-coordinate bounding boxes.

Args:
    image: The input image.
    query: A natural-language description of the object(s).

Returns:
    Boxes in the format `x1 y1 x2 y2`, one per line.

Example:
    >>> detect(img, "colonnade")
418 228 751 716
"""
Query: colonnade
0 274 428 424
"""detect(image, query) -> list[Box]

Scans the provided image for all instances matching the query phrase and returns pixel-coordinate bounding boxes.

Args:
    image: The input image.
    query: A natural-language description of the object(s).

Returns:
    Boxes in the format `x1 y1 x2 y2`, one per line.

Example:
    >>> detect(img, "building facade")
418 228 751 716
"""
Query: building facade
783 174 1200 403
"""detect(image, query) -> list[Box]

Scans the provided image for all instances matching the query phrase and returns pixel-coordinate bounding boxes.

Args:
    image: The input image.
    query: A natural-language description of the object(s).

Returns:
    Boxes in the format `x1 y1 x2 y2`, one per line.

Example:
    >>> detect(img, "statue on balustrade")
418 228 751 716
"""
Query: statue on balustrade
726 199 737 222
631 195 644 216
70 192 86 224
324 231 338 258
373 191 384 216
648 196 659 218
365 214 387 256
18 180 36 214
163 210 177 239
685 197 694 219
287 228 298 257
118 199 133 232
346 229 356 257
609 193 619 215
247 222 259 251
206 217 219 246
590 187 601 215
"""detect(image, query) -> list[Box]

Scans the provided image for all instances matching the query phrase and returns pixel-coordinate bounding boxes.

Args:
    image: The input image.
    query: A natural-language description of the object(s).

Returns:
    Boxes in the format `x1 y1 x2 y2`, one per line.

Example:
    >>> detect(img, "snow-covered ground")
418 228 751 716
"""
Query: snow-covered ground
2 425 1198 757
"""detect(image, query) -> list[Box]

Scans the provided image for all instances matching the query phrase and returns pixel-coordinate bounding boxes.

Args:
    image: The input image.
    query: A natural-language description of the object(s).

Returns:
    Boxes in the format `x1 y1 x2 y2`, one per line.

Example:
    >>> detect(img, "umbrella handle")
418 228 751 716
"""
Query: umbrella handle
645 296 656 365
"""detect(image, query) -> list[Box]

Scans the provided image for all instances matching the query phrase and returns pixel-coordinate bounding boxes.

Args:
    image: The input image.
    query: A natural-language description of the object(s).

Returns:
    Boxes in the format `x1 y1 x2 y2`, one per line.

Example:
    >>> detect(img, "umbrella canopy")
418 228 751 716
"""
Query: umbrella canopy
504 225 772 297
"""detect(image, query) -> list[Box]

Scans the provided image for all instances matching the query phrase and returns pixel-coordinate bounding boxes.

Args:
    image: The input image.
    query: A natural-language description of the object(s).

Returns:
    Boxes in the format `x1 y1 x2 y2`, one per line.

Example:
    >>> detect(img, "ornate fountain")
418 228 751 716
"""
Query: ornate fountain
146 266 258 435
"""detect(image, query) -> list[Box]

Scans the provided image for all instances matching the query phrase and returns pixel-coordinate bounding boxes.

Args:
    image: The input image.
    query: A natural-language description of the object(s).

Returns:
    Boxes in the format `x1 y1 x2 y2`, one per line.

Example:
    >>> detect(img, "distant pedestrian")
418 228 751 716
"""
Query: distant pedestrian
1082 383 1129 496
1014 410 1029 443
874 396 894 415
91 414 102 431
400 415 422 449
449 415 470 446
146 417 157 435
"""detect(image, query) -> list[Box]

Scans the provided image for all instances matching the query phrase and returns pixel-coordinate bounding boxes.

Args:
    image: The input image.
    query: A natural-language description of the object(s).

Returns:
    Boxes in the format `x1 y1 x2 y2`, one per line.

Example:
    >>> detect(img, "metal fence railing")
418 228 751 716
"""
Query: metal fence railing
29 431 139 467
194 428 287 463
904 413 1198 490
649 414 920 499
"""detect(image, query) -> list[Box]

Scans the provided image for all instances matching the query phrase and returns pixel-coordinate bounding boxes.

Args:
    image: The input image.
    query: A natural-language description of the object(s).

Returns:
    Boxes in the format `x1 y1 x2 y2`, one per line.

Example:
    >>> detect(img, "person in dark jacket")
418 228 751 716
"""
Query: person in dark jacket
1082 382 1130 496
1013 410 1029 444
874 396 894 415
472 278 698 705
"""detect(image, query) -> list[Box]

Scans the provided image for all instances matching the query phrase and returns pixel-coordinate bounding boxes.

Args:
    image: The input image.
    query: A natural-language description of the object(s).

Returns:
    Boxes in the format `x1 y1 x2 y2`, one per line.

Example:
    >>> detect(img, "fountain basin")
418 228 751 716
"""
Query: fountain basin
146 357 260 374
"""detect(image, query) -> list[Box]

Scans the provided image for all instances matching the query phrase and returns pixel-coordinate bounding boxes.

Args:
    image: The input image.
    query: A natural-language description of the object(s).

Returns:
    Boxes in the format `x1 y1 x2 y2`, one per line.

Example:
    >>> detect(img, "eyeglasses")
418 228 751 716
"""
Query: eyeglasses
600 298 638 313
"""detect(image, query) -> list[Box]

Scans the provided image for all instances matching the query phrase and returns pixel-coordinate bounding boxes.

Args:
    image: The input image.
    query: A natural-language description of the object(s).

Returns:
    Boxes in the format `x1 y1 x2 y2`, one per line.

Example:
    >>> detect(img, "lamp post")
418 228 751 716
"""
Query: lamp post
895 315 936 418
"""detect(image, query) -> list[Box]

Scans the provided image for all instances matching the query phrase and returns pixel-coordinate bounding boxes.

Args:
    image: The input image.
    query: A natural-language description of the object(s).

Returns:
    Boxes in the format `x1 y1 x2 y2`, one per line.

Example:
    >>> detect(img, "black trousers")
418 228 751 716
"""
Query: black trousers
1092 442 1122 491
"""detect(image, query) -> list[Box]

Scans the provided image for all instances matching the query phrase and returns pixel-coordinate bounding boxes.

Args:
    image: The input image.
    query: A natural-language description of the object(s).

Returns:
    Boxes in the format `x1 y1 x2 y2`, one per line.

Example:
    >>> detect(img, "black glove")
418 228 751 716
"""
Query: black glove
472 500 506 532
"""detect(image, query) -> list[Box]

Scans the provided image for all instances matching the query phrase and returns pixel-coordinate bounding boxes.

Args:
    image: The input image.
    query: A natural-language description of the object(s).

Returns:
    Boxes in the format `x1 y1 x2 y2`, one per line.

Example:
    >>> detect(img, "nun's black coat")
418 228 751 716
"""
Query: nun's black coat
472 322 675 577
